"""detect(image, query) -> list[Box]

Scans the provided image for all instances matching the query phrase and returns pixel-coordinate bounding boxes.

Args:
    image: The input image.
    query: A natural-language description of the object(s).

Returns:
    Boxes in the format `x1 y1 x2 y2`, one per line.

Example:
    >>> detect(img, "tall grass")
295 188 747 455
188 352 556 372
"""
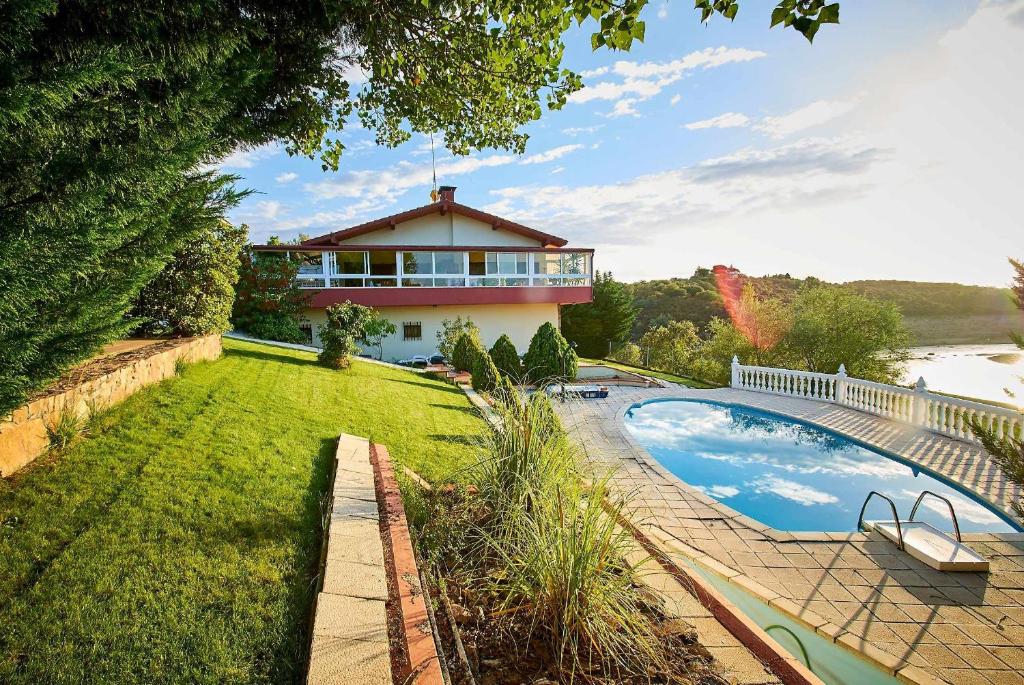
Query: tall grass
45 406 86 450
462 389 668 681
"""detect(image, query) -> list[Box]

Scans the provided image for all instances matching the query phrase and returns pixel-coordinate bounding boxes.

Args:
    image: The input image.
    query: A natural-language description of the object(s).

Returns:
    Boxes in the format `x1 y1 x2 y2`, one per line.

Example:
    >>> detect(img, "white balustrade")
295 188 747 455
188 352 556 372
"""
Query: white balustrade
730 357 1023 445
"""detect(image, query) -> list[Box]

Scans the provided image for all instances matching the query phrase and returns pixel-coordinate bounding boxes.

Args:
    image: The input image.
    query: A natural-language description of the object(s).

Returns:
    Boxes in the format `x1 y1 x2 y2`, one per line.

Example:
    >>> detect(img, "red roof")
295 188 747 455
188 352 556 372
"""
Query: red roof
300 200 568 248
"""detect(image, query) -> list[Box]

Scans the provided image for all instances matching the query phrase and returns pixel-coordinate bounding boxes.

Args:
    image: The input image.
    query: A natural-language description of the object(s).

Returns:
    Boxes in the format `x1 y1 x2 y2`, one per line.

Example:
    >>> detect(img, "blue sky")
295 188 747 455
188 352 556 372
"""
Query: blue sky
223 1 1022 287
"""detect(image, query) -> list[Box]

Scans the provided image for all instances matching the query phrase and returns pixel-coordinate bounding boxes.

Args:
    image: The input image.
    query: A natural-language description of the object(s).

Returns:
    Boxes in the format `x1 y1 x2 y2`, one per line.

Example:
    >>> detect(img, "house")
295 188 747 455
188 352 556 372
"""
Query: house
250 186 594 361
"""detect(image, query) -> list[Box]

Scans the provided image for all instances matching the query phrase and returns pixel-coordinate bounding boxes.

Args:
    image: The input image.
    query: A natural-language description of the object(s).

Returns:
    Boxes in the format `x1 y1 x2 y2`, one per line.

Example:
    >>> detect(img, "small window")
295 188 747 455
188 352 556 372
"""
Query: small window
403 322 422 341
298 322 313 346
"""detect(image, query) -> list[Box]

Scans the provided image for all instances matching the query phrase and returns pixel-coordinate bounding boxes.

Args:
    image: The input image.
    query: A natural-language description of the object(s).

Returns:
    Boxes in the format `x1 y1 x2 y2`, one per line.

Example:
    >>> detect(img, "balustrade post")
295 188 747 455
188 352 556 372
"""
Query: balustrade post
731 355 740 388
834 364 847 405
912 376 928 427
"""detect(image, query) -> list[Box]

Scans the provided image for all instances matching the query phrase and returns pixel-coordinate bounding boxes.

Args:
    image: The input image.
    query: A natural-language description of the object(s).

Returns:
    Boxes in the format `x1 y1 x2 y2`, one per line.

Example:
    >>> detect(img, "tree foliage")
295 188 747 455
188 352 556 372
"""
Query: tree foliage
471 346 501 394
524 322 578 383
131 221 247 337
638 321 701 378
358 311 397 361
785 286 910 381
490 334 523 379
318 301 372 369
561 272 637 358
232 249 311 344
0 0 837 416
437 316 480 362
452 332 479 373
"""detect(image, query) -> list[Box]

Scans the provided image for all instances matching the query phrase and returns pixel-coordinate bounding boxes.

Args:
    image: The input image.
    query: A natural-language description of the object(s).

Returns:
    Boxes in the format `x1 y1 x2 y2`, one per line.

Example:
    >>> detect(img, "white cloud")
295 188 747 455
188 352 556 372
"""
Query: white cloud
519 144 583 165
657 3 669 19
754 98 858 139
551 166 566 175
605 98 640 118
562 125 605 136
256 200 284 220
219 143 279 169
695 484 740 499
685 112 752 130
670 94 682 106
275 172 299 184
748 476 838 507
570 47 766 113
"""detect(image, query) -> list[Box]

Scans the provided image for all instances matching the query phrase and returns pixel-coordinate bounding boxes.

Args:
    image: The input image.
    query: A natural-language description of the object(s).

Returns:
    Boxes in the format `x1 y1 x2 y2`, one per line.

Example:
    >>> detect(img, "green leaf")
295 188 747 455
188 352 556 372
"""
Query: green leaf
770 6 789 27
630 21 646 42
591 32 604 50
724 3 738 20
817 3 840 24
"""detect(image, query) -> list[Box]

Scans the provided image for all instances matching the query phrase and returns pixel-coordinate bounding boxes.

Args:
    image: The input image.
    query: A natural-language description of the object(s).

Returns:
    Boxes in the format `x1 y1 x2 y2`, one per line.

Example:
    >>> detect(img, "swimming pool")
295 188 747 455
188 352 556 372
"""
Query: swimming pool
624 399 1020 533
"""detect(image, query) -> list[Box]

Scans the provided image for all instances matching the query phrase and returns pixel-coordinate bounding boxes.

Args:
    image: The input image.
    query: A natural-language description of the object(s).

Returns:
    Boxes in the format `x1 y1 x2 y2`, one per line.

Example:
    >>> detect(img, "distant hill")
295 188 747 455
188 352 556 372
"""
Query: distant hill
626 270 1020 346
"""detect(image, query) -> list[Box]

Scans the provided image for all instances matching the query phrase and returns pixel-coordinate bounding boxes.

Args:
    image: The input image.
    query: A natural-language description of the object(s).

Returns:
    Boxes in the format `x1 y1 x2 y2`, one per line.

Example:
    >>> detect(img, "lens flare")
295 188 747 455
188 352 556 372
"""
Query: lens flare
712 264 786 350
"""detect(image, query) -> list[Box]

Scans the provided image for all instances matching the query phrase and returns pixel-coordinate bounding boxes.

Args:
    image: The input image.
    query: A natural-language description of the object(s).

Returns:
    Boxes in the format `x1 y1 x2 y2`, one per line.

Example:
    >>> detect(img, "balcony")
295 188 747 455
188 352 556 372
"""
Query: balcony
284 249 592 289
254 247 594 308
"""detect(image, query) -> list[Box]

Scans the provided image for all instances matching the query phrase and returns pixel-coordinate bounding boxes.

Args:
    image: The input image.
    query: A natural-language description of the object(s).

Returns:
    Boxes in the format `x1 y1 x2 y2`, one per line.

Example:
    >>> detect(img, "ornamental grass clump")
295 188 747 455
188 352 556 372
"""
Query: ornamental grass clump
457 390 670 681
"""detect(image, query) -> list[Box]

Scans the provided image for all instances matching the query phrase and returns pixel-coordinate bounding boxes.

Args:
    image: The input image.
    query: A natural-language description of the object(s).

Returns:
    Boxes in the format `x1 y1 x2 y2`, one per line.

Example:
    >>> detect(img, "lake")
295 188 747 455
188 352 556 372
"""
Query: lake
901 344 1023 408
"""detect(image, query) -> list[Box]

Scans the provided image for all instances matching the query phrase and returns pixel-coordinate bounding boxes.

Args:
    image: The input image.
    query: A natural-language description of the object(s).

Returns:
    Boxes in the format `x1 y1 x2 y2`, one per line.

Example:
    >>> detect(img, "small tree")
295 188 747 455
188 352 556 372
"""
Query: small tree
452 332 478 372
471 345 501 393
524 322 578 383
318 301 372 369
610 342 644 368
561 271 637 358
232 247 310 343
638 320 701 377
132 220 247 336
437 316 479 361
358 310 397 360
489 334 523 379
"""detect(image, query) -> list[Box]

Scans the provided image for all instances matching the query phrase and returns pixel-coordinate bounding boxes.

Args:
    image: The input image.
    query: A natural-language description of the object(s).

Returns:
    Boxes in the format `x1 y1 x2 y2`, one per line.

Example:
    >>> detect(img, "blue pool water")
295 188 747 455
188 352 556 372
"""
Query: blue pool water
624 399 1019 533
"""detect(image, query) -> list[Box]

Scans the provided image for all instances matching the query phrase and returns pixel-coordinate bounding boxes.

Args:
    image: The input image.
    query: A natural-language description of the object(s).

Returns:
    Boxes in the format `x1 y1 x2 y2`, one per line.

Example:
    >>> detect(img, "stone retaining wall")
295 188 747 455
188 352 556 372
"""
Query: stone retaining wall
0 334 222 476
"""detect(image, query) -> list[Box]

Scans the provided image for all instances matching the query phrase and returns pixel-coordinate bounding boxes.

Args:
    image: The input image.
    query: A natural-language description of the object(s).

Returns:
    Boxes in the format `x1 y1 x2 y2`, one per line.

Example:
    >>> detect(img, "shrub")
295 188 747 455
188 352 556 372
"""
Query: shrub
232 247 310 343
638 320 701 377
357 310 397 360
471 346 501 393
318 301 372 369
131 220 247 337
436 316 479 361
46 408 87 450
523 322 578 383
489 334 522 379
451 332 478 372
609 342 644 367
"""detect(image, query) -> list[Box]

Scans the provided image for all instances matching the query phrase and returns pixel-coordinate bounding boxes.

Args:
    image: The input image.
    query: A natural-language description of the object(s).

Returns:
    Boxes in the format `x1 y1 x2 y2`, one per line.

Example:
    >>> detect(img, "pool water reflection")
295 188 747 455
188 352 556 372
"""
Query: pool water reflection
624 400 1018 533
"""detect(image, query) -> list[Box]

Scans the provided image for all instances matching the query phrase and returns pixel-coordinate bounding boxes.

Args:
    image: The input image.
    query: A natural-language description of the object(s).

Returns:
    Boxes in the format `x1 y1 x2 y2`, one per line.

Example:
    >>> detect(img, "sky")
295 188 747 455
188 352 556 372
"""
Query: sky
223 1 1023 287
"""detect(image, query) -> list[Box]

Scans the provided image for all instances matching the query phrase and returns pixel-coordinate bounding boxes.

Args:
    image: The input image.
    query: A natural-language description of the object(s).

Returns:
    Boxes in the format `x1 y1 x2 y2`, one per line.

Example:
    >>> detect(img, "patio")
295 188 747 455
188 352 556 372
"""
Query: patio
553 384 1024 685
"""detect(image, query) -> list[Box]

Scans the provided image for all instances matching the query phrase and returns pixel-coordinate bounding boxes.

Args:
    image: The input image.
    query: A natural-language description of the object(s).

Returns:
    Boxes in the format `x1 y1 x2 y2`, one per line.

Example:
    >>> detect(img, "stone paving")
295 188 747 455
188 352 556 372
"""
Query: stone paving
553 385 1024 685
308 435 392 685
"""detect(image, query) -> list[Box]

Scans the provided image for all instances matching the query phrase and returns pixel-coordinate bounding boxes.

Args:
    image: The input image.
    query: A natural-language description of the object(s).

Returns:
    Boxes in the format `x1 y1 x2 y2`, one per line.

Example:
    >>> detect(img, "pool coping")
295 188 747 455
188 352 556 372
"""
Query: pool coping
619 395 1024 542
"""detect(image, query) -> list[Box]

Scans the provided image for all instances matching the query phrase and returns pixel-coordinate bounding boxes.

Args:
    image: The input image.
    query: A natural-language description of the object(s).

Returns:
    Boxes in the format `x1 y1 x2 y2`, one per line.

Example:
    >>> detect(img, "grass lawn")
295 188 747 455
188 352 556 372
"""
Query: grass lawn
580 357 720 389
0 338 486 684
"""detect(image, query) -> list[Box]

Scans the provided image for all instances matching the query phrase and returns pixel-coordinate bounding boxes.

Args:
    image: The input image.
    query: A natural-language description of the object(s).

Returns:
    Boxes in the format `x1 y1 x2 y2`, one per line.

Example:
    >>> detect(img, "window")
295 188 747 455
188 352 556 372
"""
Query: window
298 322 313 346
403 322 422 341
401 251 466 287
293 251 326 287
367 251 398 287
333 251 367 275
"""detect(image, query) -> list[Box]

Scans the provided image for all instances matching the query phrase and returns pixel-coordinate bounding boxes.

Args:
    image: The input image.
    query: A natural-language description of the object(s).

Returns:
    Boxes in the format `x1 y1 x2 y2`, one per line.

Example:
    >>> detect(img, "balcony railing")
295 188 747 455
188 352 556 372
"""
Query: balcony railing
282 249 592 289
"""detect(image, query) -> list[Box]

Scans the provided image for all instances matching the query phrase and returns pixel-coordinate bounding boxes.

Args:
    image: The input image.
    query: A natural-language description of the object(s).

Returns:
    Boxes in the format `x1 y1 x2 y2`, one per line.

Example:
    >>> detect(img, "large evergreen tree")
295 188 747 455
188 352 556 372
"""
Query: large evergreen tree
0 0 837 416
561 272 637 358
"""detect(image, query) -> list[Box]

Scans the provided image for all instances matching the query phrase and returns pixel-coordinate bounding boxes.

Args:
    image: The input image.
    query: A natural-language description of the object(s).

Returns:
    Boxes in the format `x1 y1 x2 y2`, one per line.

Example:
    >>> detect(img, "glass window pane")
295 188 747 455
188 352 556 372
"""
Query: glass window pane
402 277 433 288
369 251 397 275
486 252 498 274
434 277 465 287
330 277 364 287
515 253 528 274
498 253 517 274
334 251 366 275
534 253 559 275
433 252 463 274
295 251 323 275
502 277 528 286
469 252 486 275
366 277 397 287
562 253 585 275
402 251 433 275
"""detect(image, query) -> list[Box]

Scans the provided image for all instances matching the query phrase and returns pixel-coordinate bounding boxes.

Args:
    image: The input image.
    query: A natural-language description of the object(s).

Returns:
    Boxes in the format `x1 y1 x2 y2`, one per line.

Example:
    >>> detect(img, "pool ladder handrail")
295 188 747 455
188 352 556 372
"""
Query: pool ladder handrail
857 491 904 550
908 490 962 543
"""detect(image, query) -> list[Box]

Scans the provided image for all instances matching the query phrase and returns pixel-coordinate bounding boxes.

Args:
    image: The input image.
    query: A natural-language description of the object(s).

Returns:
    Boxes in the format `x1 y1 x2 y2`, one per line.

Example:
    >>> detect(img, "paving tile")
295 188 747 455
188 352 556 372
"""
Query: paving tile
312 593 388 642
308 634 391 685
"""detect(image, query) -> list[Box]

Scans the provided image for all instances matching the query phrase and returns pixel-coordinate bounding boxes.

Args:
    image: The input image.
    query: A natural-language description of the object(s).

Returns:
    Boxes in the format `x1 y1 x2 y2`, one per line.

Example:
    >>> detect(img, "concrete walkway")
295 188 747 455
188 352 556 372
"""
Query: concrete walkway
554 385 1024 685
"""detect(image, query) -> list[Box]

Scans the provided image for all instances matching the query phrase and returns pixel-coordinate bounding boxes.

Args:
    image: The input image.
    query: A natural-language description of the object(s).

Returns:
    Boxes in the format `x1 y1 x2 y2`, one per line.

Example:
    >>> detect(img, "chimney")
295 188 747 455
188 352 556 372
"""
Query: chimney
438 185 456 203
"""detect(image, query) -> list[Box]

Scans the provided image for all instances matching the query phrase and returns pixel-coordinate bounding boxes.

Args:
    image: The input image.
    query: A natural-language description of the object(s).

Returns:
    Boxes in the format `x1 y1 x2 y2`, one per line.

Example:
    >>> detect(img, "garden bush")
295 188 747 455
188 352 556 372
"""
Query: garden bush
132 221 247 337
523 322 578 383
232 248 310 343
318 302 372 369
489 334 523 379
437 316 479 362
471 346 501 393
452 332 478 372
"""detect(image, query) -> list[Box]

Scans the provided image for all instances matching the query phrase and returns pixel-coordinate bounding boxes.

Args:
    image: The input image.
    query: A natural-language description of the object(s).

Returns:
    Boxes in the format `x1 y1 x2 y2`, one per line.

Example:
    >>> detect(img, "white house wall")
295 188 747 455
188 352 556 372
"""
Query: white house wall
335 212 541 247
303 303 559 362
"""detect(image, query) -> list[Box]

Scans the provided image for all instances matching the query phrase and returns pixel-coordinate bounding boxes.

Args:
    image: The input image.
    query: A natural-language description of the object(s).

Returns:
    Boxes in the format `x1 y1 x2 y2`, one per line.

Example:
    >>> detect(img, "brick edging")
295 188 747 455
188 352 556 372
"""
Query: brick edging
370 443 443 685
615 510 824 685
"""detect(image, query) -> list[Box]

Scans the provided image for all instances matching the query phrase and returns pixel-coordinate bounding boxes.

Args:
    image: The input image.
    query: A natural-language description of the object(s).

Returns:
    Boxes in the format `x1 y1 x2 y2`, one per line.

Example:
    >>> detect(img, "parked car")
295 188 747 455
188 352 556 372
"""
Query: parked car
398 355 429 368
429 354 446 365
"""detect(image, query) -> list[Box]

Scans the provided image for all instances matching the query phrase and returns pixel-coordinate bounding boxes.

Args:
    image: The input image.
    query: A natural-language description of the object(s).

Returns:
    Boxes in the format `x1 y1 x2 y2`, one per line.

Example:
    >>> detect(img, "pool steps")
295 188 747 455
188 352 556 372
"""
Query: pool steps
858 490 989 572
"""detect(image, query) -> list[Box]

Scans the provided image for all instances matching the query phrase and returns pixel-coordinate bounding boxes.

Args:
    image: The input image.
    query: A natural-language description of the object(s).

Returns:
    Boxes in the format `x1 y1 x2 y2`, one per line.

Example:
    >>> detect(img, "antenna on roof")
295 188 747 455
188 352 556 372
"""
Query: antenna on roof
429 132 439 203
